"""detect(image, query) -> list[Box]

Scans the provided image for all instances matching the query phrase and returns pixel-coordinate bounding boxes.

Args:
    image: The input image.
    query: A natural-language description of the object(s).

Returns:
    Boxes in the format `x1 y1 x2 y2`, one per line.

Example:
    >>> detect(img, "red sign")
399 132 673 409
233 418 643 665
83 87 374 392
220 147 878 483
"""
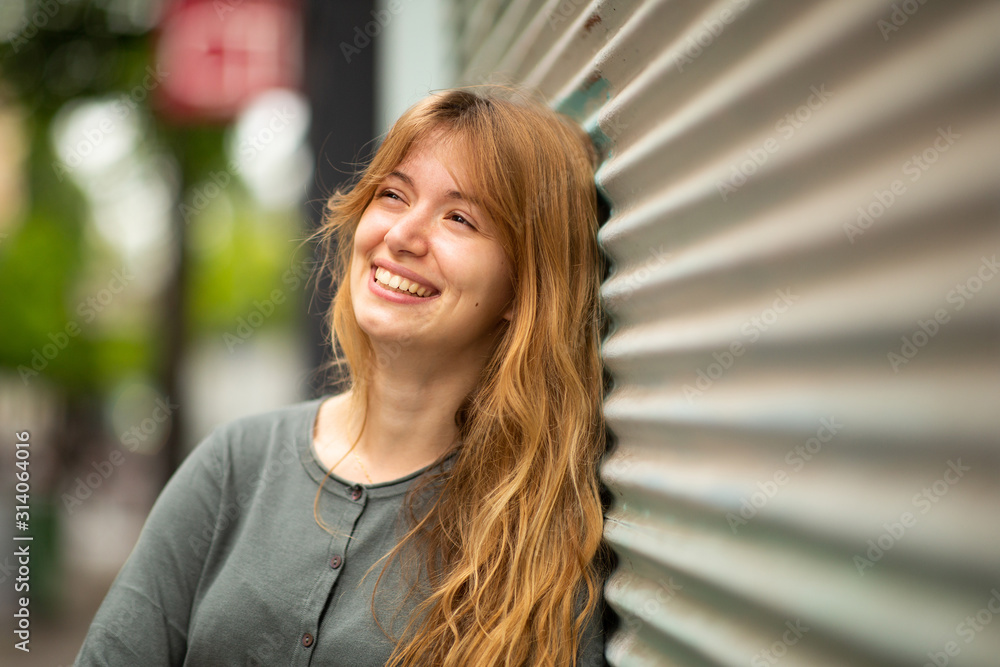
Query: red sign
154 0 302 123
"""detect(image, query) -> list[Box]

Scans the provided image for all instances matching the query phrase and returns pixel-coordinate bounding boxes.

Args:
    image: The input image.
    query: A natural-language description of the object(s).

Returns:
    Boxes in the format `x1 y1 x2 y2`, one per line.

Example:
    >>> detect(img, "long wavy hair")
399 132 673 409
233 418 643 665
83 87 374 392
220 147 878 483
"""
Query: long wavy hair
311 87 607 666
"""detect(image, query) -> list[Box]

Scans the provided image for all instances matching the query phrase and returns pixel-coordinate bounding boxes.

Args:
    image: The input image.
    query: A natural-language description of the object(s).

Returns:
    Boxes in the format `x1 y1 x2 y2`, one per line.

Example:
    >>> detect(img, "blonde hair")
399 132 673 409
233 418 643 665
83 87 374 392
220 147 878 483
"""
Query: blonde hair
311 87 607 666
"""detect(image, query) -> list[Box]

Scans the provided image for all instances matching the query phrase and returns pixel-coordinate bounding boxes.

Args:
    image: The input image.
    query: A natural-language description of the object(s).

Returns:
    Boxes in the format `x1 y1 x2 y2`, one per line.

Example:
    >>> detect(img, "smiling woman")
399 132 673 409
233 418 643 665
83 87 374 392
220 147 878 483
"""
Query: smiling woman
350 135 516 382
75 87 608 667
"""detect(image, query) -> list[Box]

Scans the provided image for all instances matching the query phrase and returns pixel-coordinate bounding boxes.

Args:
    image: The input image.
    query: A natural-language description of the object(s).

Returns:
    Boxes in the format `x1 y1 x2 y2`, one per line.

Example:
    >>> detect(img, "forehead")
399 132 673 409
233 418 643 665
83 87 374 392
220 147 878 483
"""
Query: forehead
393 131 482 197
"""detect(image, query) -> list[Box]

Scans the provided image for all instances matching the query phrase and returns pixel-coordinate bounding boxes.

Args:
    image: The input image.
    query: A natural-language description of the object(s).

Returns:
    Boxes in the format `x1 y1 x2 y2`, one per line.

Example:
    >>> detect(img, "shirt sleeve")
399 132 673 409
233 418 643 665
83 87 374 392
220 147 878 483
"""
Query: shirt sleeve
74 428 226 667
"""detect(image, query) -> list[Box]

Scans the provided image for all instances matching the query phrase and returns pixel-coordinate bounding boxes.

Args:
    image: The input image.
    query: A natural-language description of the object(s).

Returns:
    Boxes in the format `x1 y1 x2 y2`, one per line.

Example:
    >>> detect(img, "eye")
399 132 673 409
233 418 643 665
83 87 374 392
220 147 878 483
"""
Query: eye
449 212 477 230
378 189 403 201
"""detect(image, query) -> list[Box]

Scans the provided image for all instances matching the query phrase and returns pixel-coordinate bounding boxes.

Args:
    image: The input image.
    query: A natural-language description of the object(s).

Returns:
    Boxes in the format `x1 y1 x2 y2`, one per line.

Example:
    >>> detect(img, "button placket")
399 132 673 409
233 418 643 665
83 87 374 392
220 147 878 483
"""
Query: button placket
325 484 364 576
308 479 371 659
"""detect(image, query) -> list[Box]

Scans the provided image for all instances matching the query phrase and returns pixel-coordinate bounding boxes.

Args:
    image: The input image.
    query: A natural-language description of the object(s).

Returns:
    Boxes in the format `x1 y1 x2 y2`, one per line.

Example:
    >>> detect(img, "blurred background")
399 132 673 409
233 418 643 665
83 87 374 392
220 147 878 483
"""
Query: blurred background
2 0 999 666
0 0 453 663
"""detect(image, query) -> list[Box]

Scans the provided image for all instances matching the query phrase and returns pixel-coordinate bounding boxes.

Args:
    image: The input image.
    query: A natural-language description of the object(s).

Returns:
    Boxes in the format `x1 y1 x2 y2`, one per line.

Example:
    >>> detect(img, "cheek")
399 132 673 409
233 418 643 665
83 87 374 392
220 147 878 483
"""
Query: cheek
490 247 514 295
353 214 382 257
350 219 382 289
353 219 392 281
480 250 515 307
496 269 515 309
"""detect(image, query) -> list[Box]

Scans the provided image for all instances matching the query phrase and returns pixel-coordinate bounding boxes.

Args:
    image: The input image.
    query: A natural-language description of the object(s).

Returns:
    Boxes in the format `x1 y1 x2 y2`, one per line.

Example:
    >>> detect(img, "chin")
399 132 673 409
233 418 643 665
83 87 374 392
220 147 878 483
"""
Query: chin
354 310 413 344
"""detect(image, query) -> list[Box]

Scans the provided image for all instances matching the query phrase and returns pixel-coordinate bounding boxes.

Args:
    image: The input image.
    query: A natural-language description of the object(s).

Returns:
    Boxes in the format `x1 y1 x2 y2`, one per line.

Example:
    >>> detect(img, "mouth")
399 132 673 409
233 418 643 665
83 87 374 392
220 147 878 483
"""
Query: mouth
371 265 438 298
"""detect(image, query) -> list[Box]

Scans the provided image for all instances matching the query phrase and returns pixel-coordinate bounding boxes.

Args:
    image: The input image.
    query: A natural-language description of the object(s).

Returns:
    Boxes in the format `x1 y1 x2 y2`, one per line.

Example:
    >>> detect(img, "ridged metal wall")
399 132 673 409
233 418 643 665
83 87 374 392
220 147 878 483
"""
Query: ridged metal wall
453 1 1000 665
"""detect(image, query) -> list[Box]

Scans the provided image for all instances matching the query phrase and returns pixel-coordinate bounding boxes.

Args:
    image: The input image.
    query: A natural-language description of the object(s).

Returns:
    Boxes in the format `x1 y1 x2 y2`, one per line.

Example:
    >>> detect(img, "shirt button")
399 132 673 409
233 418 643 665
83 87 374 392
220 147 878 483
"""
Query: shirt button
349 485 363 501
302 632 314 647
330 555 342 569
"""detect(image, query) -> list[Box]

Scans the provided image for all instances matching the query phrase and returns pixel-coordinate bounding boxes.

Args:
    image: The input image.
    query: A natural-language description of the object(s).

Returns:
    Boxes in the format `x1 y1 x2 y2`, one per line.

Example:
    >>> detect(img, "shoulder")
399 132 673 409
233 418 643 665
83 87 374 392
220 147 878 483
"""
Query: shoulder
190 396 327 477
209 397 323 443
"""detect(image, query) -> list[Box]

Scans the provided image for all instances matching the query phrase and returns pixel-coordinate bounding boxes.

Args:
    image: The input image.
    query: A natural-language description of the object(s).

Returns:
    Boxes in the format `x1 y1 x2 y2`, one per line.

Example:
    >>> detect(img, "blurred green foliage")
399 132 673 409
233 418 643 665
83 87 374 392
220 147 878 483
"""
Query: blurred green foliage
186 199 303 336
0 3 156 394
0 0 304 397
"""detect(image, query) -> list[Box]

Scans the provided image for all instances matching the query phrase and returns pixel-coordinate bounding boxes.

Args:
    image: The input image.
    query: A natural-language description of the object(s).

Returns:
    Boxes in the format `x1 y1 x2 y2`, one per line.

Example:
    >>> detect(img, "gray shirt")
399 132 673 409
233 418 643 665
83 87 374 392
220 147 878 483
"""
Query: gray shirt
75 395 606 666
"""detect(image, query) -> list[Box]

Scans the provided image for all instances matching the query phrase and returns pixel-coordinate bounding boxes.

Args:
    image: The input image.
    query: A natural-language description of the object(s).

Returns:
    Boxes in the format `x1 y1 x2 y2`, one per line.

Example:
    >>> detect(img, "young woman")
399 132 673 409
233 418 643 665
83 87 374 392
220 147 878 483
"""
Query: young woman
76 87 608 666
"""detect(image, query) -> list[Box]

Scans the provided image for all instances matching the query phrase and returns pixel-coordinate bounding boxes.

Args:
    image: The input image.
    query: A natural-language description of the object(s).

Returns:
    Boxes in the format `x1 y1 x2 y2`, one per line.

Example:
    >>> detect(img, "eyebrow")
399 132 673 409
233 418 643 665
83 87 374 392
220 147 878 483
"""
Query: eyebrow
387 170 469 203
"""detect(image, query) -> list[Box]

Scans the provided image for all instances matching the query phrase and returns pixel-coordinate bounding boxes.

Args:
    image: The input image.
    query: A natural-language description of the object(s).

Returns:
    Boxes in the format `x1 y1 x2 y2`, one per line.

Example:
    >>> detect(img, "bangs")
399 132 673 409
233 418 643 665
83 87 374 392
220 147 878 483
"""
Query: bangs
373 115 521 258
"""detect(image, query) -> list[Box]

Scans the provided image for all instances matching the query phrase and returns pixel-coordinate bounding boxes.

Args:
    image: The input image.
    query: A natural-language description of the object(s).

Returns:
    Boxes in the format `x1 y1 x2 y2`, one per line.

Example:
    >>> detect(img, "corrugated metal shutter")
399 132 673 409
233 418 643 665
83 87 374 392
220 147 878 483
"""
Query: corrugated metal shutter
453 0 1000 665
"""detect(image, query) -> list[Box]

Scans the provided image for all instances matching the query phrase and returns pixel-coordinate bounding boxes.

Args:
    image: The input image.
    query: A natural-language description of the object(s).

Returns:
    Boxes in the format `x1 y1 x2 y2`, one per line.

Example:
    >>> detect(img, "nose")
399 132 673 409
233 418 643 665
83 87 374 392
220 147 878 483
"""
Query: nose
383 206 431 256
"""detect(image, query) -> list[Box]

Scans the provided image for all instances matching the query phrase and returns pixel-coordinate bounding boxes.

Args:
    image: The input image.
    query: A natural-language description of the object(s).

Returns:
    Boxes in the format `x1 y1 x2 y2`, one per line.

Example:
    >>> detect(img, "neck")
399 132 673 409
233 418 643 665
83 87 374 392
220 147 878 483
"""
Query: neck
341 340 490 478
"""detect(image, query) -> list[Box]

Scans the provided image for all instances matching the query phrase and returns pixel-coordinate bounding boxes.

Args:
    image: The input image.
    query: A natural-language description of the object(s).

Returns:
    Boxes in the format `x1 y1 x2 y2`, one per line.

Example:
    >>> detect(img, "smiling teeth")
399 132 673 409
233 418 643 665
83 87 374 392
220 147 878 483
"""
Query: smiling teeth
375 267 432 296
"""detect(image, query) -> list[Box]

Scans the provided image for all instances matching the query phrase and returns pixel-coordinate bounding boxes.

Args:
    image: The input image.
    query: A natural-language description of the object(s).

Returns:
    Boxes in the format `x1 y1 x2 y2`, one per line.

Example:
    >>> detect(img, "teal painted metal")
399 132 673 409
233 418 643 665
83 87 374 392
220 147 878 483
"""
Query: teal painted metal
556 76 615 153
453 0 1000 665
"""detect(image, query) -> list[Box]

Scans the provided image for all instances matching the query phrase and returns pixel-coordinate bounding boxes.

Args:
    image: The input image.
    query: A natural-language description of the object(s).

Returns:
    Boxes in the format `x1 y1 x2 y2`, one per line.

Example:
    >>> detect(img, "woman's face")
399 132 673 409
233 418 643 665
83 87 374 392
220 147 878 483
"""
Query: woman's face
350 134 514 364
